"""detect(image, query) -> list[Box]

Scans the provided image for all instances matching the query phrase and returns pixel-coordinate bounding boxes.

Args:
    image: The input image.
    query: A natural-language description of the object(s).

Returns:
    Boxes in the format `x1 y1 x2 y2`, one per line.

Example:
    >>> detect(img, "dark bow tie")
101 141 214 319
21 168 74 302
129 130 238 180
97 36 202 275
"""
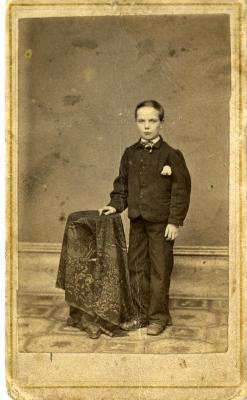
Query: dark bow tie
142 141 154 152
137 137 162 151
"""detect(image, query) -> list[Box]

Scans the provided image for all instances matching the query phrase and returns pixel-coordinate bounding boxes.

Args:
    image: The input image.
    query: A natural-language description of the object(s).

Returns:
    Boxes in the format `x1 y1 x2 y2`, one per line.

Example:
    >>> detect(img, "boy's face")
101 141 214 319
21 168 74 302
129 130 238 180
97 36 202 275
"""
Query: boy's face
136 106 162 141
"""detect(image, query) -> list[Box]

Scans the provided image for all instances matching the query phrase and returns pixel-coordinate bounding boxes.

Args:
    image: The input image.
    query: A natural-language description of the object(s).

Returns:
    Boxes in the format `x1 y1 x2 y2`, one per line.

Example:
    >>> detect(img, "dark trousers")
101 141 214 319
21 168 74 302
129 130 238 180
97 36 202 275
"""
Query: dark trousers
128 216 174 324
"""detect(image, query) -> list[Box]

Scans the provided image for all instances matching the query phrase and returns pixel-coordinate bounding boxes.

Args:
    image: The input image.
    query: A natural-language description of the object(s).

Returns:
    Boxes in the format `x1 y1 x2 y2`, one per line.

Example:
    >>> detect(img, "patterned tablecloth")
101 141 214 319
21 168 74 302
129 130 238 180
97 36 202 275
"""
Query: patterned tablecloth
56 211 134 338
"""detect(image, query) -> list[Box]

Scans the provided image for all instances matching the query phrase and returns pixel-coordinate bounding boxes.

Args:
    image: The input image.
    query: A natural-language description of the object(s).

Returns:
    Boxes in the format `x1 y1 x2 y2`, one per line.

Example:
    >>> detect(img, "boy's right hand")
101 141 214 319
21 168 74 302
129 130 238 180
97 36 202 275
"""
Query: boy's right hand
98 206 117 216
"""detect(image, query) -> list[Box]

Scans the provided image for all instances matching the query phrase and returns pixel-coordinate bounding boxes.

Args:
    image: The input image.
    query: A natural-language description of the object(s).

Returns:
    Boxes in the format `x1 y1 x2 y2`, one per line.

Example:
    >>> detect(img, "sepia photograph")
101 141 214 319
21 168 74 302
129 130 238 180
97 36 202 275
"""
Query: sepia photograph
6 1 246 399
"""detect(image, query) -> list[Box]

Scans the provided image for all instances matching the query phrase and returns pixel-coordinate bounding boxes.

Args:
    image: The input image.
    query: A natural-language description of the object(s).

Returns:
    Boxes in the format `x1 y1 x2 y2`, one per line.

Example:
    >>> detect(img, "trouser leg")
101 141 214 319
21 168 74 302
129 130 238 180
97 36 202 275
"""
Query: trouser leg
145 221 174 324
128 217 150 322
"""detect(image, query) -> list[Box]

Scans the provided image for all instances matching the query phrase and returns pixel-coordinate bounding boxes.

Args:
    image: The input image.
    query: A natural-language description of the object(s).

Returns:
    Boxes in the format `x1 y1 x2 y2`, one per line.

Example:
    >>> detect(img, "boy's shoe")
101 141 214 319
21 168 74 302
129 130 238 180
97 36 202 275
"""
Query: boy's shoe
147 323 166 336
120 319 148 331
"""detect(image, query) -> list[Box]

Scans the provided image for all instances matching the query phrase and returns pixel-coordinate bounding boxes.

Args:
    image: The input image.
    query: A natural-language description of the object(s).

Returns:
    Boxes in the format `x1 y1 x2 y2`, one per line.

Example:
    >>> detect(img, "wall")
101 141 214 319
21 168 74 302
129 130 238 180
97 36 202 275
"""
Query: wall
18 243 229 299
18 15 231 245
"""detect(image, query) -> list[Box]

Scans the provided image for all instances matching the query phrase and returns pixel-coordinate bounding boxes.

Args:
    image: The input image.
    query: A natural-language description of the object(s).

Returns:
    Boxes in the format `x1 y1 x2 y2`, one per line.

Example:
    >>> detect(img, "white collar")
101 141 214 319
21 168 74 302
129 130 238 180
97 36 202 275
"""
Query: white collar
140 136 161 144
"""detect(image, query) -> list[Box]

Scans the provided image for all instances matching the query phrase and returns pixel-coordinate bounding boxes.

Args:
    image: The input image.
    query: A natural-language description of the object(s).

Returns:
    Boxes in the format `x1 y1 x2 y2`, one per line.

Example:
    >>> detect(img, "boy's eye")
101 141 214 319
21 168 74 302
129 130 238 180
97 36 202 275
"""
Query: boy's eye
137 119 158 123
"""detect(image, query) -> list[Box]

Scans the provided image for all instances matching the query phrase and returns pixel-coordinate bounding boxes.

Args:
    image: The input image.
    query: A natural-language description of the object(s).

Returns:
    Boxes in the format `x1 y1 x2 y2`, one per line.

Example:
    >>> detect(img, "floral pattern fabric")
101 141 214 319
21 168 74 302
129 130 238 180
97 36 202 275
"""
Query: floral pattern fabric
56 211 135 336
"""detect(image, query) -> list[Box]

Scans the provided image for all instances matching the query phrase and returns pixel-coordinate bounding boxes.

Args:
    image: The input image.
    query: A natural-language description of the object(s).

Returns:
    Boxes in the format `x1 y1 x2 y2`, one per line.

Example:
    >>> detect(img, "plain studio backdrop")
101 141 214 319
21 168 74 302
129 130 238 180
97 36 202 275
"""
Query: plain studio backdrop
18 15 230 246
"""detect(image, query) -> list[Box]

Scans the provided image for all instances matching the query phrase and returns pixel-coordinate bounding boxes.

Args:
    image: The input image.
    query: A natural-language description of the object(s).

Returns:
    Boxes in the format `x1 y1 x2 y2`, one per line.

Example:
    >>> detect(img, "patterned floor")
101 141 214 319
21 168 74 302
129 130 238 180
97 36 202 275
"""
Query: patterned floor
18 294 228 354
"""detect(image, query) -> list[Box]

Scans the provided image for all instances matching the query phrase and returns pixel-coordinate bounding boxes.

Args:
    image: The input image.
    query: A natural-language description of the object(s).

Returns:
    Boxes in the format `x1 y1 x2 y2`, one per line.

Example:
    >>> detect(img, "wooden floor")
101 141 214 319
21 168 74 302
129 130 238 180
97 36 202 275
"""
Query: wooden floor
18 294 228 354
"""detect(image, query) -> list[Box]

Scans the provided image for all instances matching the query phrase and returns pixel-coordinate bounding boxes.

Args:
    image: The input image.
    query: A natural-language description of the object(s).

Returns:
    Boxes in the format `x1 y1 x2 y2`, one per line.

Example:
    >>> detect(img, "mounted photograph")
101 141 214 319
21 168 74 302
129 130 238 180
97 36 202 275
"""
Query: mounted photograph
6 1 246 399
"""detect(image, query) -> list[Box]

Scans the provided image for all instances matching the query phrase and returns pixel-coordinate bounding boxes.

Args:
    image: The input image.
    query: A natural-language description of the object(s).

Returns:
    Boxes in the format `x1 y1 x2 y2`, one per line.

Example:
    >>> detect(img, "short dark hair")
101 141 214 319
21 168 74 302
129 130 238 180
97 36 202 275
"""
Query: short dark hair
135 100 165 122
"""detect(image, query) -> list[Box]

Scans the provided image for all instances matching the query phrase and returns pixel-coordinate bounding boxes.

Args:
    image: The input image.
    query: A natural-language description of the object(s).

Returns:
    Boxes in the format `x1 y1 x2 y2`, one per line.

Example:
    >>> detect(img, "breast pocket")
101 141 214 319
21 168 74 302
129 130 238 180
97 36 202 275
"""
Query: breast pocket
158 174 172 196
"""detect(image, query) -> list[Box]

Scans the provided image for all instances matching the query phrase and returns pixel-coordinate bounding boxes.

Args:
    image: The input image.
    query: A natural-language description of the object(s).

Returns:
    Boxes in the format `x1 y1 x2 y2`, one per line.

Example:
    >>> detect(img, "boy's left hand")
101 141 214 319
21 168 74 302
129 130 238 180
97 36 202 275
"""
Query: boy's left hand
164 224 179 241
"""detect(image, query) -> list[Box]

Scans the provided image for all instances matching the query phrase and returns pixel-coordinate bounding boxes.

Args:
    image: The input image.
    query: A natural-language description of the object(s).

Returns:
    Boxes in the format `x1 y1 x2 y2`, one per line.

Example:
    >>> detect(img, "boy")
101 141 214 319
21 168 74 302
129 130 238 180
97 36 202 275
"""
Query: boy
99 100 191 335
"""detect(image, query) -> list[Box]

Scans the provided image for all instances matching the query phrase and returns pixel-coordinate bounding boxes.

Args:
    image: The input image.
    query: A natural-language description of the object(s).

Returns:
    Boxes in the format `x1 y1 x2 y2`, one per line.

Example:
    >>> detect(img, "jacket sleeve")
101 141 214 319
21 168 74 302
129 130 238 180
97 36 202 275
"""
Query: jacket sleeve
108 148 129 213
168 149 191 226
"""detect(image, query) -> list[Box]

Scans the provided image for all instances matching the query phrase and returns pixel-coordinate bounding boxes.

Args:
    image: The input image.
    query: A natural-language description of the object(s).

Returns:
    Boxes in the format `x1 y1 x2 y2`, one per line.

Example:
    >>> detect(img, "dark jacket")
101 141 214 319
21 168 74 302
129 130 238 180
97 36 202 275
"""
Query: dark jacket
108 137 191 226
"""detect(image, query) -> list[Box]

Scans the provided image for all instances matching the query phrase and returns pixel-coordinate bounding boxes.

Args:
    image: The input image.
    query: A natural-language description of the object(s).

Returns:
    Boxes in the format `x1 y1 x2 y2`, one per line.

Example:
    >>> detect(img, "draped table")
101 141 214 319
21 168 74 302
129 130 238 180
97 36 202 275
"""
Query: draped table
56 211 135 338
